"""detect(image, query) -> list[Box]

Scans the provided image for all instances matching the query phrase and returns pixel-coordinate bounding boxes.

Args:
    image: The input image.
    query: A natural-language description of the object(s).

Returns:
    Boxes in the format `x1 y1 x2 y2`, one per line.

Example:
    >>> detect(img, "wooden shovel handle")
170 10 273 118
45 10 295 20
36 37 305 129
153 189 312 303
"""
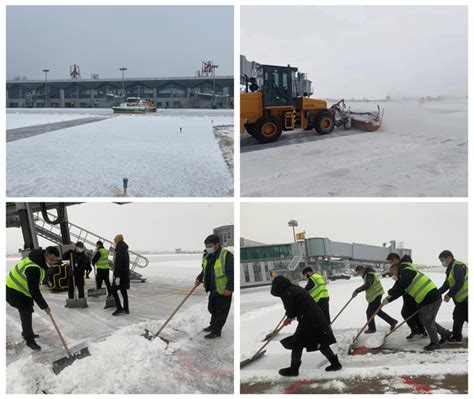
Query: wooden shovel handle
154 285 198 338
352 302 384 343
330 296 354 325
385 309 420 338
253 323 286 358
48 312 71 356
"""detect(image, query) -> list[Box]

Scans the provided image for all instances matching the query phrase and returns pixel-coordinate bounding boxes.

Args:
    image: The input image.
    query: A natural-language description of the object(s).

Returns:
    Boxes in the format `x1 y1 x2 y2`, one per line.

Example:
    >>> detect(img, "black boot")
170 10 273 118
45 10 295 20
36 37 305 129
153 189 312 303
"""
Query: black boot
26 340 41 351
325 356 342 372
203 326 212 332
279 361 301 377
406 331 417 340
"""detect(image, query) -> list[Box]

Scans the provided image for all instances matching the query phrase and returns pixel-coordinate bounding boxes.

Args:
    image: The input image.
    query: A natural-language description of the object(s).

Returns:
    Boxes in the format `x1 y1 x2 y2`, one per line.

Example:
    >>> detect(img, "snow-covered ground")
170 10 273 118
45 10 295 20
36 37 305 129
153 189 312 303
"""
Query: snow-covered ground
7 109 233 197
6 109 110 130
241 99 467 197
6 254 234 394
240 270 467 394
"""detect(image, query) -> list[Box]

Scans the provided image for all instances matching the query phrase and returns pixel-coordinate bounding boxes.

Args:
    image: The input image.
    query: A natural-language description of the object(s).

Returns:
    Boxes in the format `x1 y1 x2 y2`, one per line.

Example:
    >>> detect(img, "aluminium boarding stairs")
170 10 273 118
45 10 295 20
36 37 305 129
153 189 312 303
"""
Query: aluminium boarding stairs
34 213 148 282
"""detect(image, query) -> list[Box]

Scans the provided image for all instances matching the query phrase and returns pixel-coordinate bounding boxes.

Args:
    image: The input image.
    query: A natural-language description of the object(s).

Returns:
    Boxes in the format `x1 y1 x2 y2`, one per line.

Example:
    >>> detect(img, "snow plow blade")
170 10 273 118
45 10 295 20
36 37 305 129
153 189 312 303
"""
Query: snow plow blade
240 350 266 368
65 298 88 308
350 106 384 132
87 287 106 297
52 346 91 375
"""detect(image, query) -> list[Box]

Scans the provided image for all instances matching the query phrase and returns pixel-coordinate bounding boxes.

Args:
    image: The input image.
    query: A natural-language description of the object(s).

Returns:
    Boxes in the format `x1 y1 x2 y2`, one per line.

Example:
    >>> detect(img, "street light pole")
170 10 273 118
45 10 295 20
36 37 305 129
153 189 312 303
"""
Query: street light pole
42 69 50 108
119 67 127 103
288 220 299 243
212 63 219 108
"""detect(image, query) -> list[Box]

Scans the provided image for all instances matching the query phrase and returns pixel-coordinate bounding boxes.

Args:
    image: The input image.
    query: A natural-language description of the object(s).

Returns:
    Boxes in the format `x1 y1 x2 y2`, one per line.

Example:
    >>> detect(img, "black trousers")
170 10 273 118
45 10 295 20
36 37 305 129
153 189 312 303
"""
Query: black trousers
402 295 425 334
96 268 112 296
112 287 129 311
452 300 468 340
317 298 331 324
6 288 36 343
208 294 232 333
19 308 35 342
291 346 336 364
367 295 397 331
67 272 85 299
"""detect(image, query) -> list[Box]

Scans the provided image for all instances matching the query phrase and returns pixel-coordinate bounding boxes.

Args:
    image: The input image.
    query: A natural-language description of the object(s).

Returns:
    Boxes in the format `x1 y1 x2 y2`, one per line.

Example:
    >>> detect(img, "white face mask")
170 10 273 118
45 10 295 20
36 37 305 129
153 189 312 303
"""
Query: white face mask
441 259 449 268
391 275 398 281
77 248 84 253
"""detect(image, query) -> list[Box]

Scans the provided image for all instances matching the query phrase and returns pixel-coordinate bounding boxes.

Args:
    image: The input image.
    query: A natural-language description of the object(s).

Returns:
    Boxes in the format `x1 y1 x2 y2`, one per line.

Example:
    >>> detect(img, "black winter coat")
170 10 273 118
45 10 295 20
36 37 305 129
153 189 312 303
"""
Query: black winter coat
113 240 130 290
271 276 336 352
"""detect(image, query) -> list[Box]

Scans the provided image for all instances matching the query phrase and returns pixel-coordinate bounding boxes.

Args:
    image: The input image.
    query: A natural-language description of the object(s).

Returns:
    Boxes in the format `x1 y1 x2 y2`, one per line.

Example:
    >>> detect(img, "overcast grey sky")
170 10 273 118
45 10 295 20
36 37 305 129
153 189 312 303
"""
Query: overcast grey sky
7 203 233 253
7 6 233 79
241 6 467 99
241 203 467 265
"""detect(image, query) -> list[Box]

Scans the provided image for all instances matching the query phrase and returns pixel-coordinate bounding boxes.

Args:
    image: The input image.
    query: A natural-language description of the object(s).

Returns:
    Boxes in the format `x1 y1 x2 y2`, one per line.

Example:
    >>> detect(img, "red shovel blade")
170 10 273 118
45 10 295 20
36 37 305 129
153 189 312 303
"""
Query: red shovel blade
351 346 369 355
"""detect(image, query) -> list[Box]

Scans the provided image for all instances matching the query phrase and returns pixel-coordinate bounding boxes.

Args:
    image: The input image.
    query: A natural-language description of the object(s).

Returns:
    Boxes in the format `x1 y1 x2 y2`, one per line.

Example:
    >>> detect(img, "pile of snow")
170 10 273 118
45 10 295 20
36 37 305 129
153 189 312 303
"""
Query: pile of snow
7 111 233 197
7 303 233 394
241 99 467 197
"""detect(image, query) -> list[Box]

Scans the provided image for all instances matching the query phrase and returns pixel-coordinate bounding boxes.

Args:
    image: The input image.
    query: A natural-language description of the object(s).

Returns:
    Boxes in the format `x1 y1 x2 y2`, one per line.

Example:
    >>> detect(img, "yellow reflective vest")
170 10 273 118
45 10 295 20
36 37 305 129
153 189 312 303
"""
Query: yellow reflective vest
448 260 468 302
96 247 110 270
6 257 46 298
308 273 329 302
202 248 229 295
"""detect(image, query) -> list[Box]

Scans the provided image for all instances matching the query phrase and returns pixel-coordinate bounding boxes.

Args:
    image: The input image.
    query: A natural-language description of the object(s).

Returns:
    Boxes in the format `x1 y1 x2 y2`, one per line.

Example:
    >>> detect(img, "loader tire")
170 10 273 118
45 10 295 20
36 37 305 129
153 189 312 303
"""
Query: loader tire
314 111 335 135
254 117 283 143
244 123 256 136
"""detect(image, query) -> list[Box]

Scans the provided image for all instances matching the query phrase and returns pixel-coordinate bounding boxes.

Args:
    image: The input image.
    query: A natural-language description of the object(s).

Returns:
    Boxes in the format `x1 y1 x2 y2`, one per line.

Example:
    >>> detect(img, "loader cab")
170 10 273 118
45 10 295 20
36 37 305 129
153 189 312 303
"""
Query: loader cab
256 64 297 107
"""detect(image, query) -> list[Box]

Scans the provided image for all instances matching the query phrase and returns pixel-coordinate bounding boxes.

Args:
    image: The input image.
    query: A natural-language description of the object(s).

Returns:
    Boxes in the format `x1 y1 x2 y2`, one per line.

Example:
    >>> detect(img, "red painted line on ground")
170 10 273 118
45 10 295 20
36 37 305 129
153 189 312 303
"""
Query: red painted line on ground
175 348 232 378
284 379 312 394
401 376 432 393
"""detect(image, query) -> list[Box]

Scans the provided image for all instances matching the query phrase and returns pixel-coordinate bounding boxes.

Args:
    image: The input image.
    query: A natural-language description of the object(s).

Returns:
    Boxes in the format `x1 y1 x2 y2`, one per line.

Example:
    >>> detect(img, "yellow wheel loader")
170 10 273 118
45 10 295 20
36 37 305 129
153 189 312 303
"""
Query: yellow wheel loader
240 64 335 143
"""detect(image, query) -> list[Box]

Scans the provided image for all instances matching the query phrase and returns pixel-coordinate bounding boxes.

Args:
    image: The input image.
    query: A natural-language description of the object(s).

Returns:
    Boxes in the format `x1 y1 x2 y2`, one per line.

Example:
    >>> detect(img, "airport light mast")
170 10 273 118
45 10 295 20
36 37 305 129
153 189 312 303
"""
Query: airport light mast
119 67 127 102
42 69 50 108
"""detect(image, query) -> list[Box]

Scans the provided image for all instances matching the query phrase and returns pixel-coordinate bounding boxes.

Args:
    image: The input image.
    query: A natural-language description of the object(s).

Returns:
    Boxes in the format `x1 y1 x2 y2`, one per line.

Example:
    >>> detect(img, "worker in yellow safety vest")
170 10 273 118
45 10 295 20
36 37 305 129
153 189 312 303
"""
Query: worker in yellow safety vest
195 234 234 339
6 246 60 351
302 266 331 323
438 250 468 343
353 265 398 334
384 253 450 351
91 240 112 297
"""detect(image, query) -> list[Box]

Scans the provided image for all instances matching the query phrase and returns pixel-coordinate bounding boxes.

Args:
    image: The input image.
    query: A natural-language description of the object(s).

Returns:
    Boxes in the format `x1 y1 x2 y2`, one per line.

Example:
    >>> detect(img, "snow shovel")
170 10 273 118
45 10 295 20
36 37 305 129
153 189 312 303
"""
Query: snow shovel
385 310 420 339
330 296 354 326
65 255 88 308
241 324 285 368
348 302 384 355
87 267 106 297
104 292 116 309
142 284 198 343
48 312 90 374
262 314 286 341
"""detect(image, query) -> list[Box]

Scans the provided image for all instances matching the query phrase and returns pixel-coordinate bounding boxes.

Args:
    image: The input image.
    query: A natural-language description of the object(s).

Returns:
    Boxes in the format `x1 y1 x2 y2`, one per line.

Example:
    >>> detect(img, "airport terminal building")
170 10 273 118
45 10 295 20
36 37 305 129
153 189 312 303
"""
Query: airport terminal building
6 75 234 109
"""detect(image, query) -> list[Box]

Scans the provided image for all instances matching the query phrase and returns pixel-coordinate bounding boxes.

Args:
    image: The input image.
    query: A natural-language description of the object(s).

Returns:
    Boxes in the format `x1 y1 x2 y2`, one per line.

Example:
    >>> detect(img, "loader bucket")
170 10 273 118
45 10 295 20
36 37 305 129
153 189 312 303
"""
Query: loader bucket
52 346 91 375
65 298 88 308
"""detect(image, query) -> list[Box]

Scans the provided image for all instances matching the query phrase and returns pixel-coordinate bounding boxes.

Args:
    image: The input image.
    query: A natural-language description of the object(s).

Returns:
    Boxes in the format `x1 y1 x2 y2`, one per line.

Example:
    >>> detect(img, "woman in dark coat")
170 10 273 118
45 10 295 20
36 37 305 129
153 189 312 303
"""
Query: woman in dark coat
271 275 342 376
112 234 130 315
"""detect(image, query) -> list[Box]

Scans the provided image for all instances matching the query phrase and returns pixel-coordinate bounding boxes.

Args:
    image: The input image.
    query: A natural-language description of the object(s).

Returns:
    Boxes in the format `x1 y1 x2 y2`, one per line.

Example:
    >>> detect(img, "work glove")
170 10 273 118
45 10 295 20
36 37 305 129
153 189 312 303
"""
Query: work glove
283 317 293 326
382 296 391 306
115 277 120 286
352 291 358 299
444 293 451 303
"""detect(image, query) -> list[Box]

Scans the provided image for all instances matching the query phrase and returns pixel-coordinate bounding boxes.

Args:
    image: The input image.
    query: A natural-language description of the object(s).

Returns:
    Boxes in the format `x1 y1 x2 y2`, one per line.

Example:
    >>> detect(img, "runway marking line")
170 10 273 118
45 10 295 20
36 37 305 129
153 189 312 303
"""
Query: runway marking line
400 376 432 393
283 379 312 394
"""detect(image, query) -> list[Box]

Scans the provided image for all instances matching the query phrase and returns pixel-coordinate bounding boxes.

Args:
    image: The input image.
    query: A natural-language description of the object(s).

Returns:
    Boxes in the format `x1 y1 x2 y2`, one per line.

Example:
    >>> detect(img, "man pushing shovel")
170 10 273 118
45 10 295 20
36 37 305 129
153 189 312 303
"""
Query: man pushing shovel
6 246 60 351
195 234 234 339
